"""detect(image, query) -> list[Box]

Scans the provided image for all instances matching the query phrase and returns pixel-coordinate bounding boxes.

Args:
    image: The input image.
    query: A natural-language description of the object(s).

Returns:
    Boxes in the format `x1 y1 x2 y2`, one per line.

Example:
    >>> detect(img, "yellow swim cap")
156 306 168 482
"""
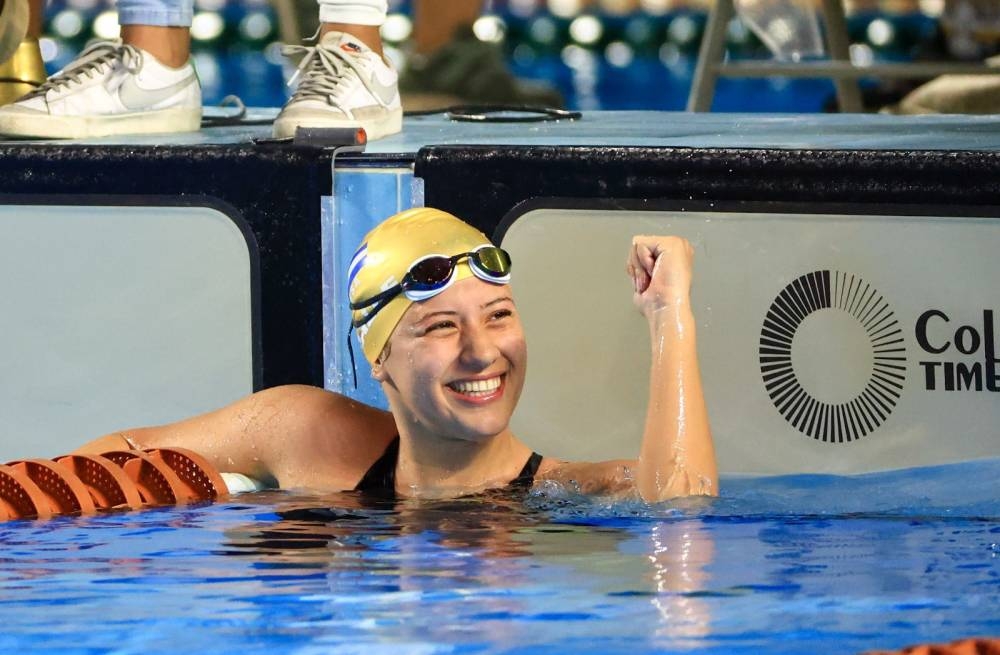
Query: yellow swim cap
348 208 497 364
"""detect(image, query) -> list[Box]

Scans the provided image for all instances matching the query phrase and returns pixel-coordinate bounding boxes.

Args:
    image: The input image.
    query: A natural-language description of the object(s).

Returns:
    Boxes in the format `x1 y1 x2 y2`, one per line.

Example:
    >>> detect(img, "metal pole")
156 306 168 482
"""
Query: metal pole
820 0 864 112
687 0 736 112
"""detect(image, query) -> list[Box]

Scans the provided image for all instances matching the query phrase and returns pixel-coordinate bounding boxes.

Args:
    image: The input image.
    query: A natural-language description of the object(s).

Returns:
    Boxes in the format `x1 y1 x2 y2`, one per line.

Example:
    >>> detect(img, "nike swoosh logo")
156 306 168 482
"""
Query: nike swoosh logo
118 73 197 111
367 73 398 106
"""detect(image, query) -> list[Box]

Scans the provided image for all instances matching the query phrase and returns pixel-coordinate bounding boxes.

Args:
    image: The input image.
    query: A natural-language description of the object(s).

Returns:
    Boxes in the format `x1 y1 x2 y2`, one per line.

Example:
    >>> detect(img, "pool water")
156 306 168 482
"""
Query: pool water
2 459 998 654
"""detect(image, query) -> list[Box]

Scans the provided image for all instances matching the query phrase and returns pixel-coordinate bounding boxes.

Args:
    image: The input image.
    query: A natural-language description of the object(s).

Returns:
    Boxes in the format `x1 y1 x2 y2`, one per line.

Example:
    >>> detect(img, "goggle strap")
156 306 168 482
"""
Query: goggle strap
350 285 398 311
346 323 359 389
352 293 395 329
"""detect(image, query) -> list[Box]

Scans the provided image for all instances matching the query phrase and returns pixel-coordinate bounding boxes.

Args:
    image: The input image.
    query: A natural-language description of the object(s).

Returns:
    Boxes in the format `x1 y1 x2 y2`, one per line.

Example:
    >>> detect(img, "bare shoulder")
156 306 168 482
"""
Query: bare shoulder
249 385 398 488
121 385 397 491
249 384 387 425
536 458 637 496
239 384 391 426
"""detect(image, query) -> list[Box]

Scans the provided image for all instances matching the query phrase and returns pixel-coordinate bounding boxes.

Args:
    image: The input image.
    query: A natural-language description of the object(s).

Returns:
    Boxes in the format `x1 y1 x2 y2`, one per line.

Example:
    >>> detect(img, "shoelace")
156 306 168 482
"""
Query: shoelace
281 40 380 106
23 40 142 99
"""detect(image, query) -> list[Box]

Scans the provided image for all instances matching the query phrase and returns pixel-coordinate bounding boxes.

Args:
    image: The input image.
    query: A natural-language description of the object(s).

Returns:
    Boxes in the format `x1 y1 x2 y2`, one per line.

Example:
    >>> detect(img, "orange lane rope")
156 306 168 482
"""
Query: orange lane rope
52 454 144 510
866 638 1000 655
0 447 228 522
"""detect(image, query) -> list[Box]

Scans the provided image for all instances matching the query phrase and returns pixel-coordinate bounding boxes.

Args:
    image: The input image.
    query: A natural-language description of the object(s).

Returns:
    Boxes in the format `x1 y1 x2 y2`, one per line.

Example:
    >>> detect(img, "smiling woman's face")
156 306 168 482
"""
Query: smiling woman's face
373 276 527 444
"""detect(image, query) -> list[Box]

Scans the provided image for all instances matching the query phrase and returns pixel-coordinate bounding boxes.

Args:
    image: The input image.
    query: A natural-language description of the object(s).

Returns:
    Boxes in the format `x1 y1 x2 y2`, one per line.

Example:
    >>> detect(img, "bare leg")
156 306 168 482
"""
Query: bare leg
320 21 383 56
120 24 190 67
412 0 481 55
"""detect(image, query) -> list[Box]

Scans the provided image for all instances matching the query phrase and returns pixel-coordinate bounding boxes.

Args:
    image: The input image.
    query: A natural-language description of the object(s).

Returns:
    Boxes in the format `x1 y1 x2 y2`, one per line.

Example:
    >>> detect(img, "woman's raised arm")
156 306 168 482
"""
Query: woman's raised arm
627 235 718 501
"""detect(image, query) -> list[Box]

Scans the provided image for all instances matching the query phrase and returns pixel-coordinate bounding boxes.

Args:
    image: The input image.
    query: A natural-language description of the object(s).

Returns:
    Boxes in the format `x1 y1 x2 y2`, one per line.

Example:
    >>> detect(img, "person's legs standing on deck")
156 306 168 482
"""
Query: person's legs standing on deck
273 0 400 140
0 0 400 140
0 0 202 137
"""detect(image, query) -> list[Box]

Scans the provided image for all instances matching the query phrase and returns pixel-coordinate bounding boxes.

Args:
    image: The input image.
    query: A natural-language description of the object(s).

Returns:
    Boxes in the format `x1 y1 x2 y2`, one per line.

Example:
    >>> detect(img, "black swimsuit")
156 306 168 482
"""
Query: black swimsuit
354 436 543 497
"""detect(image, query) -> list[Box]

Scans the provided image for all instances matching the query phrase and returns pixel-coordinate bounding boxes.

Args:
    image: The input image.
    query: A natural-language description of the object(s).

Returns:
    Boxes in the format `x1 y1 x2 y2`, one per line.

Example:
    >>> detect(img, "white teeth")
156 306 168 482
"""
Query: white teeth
449 377 501 395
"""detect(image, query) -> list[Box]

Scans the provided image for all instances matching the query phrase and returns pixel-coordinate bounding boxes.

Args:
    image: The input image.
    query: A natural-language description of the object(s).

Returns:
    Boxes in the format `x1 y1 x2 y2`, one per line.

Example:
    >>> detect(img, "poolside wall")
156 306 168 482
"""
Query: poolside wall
1 140 997 474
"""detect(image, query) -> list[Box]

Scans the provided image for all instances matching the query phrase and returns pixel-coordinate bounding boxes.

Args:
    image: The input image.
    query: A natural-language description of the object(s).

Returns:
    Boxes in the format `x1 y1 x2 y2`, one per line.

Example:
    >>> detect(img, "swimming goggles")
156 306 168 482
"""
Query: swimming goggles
350 245 512 328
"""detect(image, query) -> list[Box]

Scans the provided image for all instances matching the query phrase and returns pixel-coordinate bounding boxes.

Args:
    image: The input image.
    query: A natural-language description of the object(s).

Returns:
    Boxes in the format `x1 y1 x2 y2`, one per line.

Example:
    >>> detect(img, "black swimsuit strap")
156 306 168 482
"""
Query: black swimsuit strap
509 451 544 488
353 435 400 494
354 435 543 495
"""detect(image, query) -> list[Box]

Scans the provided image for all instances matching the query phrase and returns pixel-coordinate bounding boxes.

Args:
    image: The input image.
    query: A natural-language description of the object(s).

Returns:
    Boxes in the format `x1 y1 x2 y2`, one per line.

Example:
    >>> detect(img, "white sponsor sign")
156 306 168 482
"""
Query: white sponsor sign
505 207 999 474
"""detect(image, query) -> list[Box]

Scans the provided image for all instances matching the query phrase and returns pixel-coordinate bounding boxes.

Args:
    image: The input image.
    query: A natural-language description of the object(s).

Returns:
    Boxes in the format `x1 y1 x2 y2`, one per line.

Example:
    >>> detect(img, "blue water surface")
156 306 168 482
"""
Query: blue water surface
1 459 997 654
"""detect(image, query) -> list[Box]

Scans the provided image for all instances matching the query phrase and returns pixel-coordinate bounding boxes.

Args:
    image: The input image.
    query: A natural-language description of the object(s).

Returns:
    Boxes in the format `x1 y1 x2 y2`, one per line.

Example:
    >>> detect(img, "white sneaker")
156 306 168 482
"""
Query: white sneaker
274 31 402 141
0 40 201 139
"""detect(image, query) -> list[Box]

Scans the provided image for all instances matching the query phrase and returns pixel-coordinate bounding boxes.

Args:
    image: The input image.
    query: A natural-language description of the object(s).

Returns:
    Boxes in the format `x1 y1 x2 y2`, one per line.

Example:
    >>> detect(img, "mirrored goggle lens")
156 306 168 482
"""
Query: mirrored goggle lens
472 247 512 278
406 257 455 291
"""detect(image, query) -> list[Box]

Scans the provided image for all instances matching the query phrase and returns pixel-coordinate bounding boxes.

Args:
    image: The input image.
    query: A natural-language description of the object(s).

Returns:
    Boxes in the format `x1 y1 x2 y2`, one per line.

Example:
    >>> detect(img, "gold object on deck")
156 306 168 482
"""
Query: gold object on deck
1 37 45 105
1 0 30 63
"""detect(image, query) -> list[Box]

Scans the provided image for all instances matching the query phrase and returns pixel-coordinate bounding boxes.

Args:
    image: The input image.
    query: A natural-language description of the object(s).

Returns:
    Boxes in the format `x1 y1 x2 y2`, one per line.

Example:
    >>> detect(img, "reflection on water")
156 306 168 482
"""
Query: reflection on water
217 489 718 652
0 460 998 654
649 522 715 646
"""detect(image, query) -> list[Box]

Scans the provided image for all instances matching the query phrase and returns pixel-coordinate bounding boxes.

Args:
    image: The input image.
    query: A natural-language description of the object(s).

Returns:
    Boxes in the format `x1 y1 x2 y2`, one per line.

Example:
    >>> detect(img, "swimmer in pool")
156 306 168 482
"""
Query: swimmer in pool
76 208 717 501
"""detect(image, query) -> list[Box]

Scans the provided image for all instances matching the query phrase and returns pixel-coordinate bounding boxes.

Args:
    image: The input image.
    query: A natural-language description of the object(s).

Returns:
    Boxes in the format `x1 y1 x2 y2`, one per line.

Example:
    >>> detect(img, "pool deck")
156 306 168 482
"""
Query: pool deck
3 109 1000 152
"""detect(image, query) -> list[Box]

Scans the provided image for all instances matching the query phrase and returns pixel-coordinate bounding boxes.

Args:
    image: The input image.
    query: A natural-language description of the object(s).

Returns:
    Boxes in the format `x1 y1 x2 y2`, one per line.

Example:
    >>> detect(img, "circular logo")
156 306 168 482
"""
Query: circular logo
759 271 907 442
